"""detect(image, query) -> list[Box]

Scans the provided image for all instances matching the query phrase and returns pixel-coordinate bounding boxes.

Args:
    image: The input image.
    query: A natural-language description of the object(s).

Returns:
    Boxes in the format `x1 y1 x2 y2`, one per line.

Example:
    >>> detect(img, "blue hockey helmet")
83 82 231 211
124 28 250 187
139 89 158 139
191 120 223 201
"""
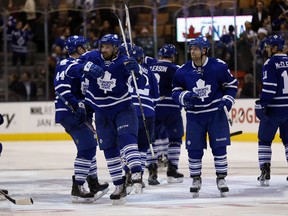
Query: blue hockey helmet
265 34 285 51
158 44 177 58
189 36 210 52
100 34 121 47
64 35 90 54
129 45 144 62
119 42 134 56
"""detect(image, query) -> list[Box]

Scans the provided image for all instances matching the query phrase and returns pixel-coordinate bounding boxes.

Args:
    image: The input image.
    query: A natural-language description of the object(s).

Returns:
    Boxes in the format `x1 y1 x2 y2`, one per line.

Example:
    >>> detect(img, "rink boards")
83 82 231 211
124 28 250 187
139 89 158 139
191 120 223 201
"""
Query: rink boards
0 99 281 142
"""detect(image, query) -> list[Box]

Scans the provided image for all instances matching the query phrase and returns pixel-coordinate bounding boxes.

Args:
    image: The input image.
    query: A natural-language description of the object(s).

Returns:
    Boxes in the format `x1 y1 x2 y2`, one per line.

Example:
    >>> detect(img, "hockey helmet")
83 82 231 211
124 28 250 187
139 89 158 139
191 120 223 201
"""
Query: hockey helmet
129 45 145 62
65 35 90 54
189 36 210 52
265 34 285 51
158 44 177 58
100 34 121 47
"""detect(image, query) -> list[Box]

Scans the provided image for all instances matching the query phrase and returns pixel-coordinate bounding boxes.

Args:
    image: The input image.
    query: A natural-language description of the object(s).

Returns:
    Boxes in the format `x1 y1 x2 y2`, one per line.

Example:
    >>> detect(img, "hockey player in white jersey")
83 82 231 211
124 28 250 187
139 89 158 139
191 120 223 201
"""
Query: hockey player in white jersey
254 34 288 186
172 36 238 197
54 35 109 203
80 34 144 204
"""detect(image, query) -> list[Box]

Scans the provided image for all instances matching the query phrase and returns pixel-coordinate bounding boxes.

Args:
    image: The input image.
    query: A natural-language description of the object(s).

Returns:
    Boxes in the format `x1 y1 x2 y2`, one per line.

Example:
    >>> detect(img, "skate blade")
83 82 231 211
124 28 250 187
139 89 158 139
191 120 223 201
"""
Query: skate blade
72 196 94 203
112 197 126 205
126 185 133 195
191 192 199 198
220 192 227 197
260 180 269 186
94 188 109 201
167 177 184 183
133 183 143 194
0 195 6 201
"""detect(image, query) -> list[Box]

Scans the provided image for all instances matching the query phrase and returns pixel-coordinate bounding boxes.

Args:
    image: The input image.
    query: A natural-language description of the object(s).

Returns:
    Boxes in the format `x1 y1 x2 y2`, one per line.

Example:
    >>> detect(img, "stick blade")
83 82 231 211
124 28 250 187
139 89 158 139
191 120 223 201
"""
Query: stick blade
15 198 34 205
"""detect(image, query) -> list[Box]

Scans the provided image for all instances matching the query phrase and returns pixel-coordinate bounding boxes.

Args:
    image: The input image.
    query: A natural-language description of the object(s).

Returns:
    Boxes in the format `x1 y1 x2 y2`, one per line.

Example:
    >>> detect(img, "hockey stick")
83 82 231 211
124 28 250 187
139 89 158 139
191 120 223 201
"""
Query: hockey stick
55 91 97 135
230 130 243 137
224 106 233 126
0 190 33 205
113 9 155 157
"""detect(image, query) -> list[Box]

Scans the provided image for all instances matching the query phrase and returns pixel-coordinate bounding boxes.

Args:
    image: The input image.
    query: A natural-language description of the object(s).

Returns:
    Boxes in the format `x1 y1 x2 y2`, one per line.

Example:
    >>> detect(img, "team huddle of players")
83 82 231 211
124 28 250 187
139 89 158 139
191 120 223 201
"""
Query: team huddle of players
1 33 287 205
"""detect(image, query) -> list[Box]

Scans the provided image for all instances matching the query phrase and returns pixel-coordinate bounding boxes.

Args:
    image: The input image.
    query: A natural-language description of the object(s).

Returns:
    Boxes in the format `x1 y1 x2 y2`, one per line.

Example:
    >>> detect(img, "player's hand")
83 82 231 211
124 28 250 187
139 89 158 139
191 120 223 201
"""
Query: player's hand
75 101 86 126
180 91 199 108
218 95 234 112
82 61 104 79
0 114 3 125
124 57 141 77
255 100 268 121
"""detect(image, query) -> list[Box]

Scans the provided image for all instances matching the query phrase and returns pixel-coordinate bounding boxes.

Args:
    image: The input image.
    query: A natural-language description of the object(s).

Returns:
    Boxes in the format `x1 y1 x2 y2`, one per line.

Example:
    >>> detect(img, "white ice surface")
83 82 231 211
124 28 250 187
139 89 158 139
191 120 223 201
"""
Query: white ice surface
0 141 287 216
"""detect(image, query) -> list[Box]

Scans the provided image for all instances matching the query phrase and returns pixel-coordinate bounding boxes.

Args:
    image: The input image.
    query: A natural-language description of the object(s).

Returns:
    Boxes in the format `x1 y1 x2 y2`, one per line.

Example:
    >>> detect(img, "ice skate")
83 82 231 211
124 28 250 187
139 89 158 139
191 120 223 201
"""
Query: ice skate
167 161 184 183
0 189 8 201
71 176 94 203
257 163 270 186
190 176 201 198
216 175 229 197
86 176 109 201
148 163 160 185
131 172 143 194
110 184 127 205
124 171 133 194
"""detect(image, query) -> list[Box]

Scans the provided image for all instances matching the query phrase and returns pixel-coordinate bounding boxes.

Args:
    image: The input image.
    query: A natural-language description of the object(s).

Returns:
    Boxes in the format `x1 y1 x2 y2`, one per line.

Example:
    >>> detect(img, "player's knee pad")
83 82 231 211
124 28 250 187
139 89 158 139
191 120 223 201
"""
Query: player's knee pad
118 133 137 149
212 146 227 157
188 149 204 159
77 146 96 160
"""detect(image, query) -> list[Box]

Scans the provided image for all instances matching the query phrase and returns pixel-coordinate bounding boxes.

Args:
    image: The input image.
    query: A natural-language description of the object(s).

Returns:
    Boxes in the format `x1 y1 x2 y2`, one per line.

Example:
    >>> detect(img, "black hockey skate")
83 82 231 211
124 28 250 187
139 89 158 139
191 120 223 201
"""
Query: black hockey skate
110 184 127 205
86 176 109 201
257 163 270 186
124 170 133 194
0 189 8 201
167 161 184 183
71 176 94 203
216 174 229 197
190 176 202 198
148 163 160 185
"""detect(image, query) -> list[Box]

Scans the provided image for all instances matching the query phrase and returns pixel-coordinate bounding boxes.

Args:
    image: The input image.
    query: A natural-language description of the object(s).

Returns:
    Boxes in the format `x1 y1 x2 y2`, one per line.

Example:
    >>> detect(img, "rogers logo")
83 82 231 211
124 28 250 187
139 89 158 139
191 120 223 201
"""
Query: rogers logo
231 107 259 123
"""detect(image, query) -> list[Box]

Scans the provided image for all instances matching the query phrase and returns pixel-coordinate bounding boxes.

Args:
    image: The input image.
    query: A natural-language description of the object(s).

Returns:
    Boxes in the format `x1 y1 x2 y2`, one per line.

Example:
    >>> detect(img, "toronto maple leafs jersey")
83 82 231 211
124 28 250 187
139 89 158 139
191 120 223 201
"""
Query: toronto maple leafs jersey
80 50 133 113
259 53 288 117
54 57 85 123
172 57 238 120
149 60 181 111
128 64 160 117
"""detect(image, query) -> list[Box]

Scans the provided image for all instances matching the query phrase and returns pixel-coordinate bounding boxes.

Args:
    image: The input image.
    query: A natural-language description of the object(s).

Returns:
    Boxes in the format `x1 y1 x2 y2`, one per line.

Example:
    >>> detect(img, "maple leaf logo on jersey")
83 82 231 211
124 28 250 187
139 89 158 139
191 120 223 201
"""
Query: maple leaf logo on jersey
97 71 116 94
192 79 211 102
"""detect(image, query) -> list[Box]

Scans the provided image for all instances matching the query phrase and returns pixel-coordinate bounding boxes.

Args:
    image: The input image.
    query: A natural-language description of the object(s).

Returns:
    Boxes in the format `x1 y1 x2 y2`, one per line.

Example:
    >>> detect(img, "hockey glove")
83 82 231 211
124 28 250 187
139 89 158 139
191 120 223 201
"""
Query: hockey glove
82 61 104 79
218 95 235 112
255 100 268 121
179 91 199 108
75 101 86 126
124 57 141 77
0 114 3 125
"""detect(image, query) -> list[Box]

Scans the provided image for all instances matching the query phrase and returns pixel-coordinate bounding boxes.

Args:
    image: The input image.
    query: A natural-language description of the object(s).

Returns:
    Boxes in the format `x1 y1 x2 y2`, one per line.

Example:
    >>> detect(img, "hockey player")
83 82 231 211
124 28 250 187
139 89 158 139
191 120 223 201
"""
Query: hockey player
80 34 144 204
147 44 184 185
254 34 288 186
172 36 238 197
125 45 160 191
54 35 109 203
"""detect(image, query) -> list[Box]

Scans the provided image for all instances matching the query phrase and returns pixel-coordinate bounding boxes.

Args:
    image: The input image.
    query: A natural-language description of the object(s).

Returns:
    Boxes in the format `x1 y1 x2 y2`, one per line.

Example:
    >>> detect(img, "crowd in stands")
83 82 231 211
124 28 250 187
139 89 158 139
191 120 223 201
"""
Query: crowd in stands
0 0 287 101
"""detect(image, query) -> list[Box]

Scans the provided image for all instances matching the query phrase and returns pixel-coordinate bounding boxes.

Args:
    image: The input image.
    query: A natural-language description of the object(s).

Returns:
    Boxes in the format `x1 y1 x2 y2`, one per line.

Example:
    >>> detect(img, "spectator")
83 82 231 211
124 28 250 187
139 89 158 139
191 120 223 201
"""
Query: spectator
97 20 116 39
11 21 33 66
251 0 270 32
240 74 256 98
8 73 26 101
135 27 154 57
20 71 37 101
52 27 71 52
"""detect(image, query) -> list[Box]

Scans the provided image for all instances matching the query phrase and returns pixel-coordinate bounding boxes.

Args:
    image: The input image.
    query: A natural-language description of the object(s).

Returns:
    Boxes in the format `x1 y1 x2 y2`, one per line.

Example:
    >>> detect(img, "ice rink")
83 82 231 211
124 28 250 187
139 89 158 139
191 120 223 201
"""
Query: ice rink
0 140 287 216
